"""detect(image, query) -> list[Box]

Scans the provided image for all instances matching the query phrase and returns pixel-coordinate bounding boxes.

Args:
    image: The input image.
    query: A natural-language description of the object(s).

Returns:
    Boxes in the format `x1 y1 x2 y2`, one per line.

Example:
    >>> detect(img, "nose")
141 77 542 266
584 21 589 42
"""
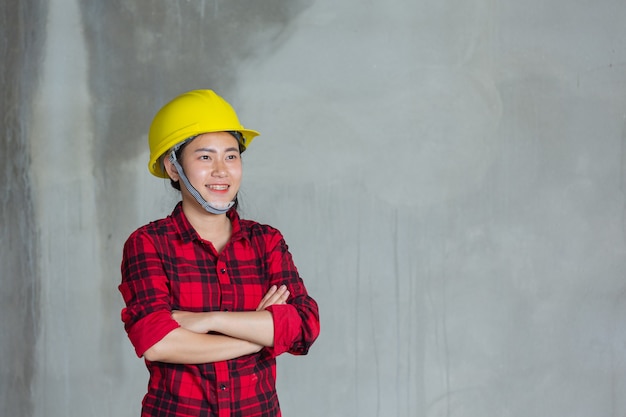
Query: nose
212 159 227 177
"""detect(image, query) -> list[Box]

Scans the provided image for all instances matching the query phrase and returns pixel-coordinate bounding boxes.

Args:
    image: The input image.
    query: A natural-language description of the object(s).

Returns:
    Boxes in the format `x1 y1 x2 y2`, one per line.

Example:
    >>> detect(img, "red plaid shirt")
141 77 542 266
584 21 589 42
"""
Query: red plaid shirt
119 203 320 417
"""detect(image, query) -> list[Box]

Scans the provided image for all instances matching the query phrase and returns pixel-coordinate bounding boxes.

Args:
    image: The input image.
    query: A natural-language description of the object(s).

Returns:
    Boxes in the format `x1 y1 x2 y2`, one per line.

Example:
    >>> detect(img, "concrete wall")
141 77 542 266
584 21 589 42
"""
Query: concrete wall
2 1 626 416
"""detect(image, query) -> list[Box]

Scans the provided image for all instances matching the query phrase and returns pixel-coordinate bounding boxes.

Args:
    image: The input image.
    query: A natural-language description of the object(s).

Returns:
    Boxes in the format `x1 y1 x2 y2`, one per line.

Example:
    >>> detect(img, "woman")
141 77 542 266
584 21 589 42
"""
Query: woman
119 89 320 417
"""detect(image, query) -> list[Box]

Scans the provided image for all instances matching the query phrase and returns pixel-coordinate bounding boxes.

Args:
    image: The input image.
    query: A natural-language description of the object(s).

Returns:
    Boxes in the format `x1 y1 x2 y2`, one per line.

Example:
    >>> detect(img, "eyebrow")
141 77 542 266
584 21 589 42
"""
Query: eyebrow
193 147 240 153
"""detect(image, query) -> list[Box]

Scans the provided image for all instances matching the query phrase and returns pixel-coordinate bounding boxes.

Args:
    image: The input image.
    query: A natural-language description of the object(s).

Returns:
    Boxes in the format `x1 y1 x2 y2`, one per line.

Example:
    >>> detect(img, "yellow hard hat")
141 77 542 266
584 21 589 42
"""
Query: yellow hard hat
148 89 260 178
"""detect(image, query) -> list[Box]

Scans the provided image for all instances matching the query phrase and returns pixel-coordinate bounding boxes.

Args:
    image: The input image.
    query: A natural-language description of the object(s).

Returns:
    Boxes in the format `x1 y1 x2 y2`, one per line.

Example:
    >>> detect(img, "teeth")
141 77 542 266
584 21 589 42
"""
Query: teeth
209 185 228 190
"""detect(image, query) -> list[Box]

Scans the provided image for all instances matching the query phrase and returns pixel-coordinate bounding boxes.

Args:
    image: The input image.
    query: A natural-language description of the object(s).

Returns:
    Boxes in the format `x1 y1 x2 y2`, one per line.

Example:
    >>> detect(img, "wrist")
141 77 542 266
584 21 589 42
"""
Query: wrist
209 311 226 334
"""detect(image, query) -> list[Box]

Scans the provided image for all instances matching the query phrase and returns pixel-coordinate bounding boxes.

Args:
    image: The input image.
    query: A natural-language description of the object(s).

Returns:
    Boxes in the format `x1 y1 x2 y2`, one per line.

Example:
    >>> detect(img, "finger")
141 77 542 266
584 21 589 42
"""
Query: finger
259 285 278 304
258 286 289 310
257 290 282 311
264 285 278 298
272 289 289 305
256 285 278 311
267 285 287 303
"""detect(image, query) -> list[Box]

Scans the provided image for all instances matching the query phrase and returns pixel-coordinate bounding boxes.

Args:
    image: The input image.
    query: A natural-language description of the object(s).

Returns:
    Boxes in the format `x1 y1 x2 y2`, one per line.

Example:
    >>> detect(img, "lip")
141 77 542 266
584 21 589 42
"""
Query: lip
207 184 230 193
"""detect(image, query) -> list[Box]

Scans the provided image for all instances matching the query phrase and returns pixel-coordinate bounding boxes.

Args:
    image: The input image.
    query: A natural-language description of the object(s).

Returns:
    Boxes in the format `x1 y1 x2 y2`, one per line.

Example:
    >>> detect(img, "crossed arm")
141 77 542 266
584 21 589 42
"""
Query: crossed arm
143 285 290 364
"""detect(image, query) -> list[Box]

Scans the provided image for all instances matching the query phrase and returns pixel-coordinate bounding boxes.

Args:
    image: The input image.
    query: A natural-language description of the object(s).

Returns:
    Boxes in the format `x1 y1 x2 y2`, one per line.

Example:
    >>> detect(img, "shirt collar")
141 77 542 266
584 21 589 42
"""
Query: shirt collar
170 202 249 244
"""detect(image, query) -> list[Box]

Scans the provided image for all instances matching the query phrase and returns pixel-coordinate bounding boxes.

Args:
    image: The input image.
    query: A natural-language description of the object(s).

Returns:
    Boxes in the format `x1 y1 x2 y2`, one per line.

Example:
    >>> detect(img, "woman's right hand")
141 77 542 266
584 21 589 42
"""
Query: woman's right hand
171 310 214 334
256 285 289 311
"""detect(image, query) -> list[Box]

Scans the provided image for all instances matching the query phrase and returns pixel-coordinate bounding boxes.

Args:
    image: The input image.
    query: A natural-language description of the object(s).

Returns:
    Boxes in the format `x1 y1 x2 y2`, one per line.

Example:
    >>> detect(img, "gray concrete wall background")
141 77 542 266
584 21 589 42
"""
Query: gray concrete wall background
2 0 626 416
1 2 46 417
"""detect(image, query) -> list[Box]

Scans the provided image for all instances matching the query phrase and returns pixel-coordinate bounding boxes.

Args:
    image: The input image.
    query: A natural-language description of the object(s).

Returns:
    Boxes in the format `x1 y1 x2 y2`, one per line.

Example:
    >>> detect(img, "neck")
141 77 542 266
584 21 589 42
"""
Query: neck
181 199 232 240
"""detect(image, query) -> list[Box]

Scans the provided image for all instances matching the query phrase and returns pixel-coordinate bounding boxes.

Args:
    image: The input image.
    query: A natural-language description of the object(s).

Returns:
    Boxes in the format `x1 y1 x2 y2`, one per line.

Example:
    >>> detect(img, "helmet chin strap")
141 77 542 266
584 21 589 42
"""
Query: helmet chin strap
169 147 234 215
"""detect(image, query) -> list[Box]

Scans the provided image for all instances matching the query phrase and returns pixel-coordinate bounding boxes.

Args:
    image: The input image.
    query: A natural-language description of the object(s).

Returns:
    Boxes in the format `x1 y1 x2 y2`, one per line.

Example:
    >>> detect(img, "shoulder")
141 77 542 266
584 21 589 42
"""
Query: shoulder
236 217 288 252
238 217 282 238
133 216 174 236
124 215 177 249
233 216 298 262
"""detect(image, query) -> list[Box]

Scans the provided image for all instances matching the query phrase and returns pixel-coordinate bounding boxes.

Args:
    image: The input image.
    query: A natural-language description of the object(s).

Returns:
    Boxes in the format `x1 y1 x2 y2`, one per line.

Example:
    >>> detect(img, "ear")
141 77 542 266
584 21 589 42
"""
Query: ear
163 155 180 181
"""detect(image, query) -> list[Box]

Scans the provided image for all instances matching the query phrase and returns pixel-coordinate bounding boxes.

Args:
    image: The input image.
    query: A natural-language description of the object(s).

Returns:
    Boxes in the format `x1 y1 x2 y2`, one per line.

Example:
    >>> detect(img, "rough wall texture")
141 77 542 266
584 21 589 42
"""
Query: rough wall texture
3 0 626 416
0 2 45 416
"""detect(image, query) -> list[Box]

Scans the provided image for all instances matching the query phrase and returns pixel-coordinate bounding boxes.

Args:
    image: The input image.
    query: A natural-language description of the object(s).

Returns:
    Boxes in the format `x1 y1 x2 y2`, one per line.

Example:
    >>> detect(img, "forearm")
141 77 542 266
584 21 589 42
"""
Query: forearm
143 327 262 364
210 310 276 347
172 286 286 347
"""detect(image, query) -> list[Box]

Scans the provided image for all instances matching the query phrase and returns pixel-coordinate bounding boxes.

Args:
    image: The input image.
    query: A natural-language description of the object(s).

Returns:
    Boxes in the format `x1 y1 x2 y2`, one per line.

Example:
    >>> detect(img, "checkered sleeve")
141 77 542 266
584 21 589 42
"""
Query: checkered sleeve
119 229 180 357
263 230 320 356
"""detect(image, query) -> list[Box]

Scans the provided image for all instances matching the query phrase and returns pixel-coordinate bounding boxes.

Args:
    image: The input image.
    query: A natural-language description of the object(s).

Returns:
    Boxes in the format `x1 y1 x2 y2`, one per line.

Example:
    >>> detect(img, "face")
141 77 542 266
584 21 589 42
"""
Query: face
165 131 242 211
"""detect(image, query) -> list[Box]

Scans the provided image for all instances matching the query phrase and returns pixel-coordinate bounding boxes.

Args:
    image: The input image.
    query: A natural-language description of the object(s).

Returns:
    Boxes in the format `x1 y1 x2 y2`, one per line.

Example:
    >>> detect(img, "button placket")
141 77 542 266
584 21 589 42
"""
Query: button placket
216 258 233 312
214 362 231 417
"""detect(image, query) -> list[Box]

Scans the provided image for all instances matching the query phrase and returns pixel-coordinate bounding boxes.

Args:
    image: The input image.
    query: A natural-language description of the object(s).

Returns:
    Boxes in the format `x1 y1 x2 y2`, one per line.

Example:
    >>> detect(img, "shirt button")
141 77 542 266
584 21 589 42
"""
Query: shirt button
220 384 227 391
220 268 226 273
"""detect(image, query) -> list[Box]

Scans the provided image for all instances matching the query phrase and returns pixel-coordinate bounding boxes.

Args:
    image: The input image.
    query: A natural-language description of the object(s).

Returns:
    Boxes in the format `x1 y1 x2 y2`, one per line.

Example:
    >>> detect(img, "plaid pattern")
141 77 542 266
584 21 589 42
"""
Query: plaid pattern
119 203 320 417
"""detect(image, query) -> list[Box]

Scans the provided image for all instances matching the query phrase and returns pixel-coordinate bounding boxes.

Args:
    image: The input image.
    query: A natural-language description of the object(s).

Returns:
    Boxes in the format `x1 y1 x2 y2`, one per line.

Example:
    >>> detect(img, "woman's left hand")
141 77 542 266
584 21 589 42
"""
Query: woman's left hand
256 285 290 311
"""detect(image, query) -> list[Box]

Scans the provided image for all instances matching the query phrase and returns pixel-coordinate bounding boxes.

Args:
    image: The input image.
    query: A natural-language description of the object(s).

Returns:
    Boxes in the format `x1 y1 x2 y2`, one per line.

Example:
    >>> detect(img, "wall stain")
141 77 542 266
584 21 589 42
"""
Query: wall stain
76 0 315 377
0 1 47 416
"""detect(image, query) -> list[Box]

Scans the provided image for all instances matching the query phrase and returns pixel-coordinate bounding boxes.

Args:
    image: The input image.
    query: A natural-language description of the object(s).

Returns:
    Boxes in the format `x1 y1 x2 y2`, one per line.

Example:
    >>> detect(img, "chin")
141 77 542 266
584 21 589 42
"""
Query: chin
208 201 234 209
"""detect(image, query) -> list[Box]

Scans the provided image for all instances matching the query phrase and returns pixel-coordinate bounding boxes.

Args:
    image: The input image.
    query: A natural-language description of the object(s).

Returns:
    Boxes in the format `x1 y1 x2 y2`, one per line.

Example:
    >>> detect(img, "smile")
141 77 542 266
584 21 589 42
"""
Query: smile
208 185 229 191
